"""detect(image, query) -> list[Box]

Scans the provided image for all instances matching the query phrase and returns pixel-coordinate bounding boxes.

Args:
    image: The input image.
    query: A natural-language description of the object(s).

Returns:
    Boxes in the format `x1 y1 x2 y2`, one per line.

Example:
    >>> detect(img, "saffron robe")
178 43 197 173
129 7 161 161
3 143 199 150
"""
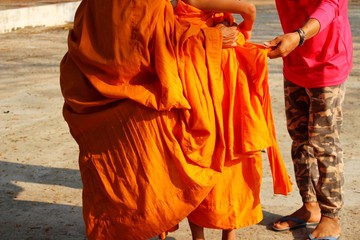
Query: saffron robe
175 0 291 229
60 0 292 239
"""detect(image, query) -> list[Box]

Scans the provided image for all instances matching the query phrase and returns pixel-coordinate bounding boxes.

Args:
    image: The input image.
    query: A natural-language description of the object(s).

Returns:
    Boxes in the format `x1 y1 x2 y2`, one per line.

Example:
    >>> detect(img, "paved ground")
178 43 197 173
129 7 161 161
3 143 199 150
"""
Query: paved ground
0 2 359 240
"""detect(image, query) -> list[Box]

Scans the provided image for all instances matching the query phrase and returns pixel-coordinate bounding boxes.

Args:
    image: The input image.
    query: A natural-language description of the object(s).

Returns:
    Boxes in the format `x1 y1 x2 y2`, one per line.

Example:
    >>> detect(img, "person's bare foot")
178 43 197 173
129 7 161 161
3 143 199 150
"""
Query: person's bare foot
222 229 236 240
309 216 341 239
272 202 321 230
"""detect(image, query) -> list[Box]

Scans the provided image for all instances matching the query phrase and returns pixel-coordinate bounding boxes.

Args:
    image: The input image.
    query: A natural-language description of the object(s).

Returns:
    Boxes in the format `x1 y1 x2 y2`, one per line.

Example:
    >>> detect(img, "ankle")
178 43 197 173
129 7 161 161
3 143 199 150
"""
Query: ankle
303 202 321 217
222 229 235 240
321 215 340 226
303 202 320 211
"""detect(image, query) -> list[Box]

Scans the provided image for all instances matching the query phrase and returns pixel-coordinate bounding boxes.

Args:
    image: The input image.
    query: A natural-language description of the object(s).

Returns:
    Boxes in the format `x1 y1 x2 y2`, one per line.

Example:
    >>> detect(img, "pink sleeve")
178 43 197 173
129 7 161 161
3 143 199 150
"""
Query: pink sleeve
310 0 339 32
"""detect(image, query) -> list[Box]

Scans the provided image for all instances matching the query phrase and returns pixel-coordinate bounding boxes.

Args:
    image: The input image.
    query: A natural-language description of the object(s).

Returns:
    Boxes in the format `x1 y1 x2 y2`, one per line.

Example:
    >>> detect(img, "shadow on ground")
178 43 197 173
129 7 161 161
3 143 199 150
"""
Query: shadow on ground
0 160 85 240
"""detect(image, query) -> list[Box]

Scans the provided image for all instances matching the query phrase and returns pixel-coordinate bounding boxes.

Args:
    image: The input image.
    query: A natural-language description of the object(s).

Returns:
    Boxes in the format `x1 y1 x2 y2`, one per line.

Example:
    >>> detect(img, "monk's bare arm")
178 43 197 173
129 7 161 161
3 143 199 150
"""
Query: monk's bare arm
183 0 255 18
183 0 255 25
183 0 256 40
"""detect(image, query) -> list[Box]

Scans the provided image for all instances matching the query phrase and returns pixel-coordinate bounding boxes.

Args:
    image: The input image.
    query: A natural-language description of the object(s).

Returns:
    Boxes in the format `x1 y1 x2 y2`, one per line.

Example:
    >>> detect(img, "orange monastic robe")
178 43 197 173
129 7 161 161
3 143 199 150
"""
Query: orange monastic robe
60 0 291 239
175 1 291 229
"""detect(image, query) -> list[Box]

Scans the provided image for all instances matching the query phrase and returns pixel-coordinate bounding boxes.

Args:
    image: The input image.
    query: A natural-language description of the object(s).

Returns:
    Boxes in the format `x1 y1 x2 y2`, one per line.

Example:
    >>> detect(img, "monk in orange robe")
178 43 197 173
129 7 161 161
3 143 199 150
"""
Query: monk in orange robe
173 1 291 239
59 0 292 239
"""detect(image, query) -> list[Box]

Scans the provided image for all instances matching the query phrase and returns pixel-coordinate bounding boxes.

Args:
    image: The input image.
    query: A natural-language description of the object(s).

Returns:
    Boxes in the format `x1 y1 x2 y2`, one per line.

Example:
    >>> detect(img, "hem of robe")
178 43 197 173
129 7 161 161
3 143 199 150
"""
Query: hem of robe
64 100 224 239
187 205 263 230
187 152 264 229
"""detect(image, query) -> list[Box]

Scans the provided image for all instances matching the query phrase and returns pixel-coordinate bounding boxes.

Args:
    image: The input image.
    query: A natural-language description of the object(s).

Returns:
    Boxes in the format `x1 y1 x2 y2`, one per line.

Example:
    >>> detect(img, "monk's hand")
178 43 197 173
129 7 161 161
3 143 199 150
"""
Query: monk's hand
264 32 300 59
216 24 240 48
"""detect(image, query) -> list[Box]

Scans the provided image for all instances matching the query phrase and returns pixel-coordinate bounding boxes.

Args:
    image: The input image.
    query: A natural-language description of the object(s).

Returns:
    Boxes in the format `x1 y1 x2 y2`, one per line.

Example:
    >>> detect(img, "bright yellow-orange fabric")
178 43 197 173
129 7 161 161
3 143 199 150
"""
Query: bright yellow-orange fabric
175 0 292 229
60 0 291 239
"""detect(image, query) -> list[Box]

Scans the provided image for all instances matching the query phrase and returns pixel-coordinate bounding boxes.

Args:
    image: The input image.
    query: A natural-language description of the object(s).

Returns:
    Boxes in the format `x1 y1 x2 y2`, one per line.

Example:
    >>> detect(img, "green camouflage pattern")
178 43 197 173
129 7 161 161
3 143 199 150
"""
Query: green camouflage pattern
284 79 345 217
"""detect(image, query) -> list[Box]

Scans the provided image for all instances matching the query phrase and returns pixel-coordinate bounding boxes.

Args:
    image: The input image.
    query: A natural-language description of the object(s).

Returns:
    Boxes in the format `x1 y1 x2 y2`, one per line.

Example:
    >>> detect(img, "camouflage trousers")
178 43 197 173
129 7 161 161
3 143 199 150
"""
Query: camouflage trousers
284 79 345 218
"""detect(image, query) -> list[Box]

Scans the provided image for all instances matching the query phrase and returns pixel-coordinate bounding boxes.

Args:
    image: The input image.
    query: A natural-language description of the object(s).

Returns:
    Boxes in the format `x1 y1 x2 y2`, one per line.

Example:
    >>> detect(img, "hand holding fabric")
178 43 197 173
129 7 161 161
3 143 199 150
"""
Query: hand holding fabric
216 24 240 48
264 32 300 59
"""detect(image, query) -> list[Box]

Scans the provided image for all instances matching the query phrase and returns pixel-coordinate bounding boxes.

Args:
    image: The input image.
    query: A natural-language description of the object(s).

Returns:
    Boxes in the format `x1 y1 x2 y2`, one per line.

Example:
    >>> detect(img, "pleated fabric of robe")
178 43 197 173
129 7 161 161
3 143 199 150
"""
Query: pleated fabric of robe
60 0 292 239
175 0 292 229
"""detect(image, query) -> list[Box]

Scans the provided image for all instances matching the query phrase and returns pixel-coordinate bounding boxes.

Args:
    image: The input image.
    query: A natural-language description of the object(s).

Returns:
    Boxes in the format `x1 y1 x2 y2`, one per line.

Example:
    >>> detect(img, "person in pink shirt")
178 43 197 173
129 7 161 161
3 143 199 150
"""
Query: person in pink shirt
265 0 353 239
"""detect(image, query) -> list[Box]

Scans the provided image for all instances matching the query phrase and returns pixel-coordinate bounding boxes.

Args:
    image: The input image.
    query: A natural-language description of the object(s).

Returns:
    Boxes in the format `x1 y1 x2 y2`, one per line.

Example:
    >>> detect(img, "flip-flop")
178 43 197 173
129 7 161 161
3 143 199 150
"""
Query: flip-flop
271 216 319 231
308 233 340 240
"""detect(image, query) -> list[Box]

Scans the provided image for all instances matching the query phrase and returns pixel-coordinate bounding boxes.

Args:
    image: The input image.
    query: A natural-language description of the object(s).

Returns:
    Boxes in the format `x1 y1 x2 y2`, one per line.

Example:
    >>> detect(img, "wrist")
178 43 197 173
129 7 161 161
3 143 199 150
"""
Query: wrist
294 28 306 46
